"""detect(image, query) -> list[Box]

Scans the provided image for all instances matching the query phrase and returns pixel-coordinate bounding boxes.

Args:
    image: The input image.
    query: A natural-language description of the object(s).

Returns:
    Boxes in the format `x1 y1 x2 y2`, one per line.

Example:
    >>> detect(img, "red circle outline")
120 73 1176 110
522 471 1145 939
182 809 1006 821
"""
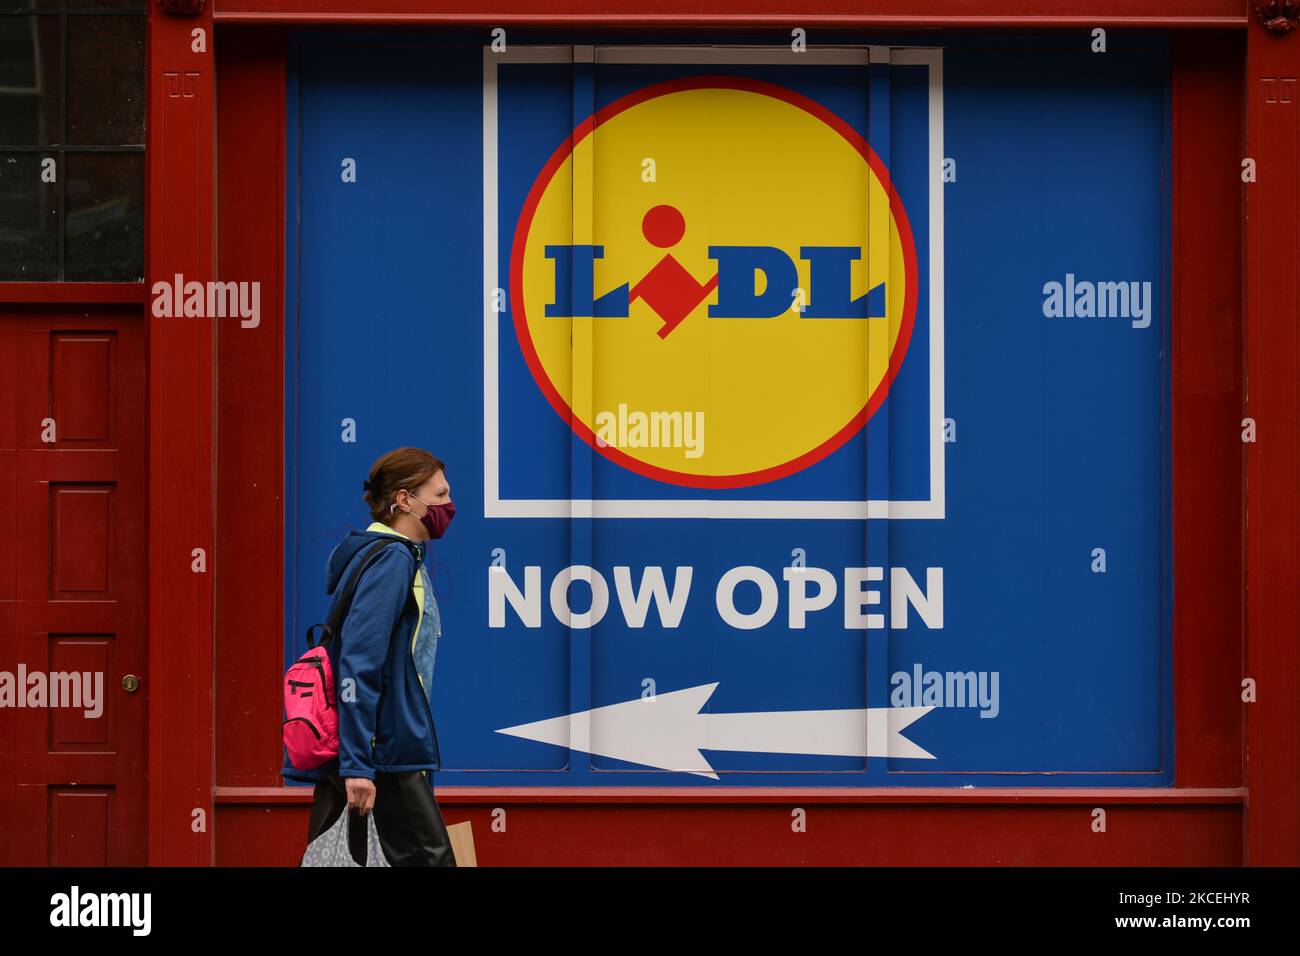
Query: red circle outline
509 75 920 490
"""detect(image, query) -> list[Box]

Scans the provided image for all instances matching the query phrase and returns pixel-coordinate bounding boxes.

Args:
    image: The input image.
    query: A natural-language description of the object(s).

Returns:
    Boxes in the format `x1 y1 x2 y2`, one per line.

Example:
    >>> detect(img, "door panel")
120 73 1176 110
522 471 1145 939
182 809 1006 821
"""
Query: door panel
0 308 147 866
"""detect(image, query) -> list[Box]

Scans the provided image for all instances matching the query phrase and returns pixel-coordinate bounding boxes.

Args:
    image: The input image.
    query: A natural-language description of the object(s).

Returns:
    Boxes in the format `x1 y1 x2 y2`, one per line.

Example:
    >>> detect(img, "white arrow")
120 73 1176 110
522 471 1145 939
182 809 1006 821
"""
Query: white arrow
495 682 936 779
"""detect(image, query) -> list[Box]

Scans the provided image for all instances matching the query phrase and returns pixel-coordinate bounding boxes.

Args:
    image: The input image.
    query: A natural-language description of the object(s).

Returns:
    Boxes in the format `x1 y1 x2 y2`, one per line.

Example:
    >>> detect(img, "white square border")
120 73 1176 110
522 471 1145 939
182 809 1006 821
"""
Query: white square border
483 45 945 520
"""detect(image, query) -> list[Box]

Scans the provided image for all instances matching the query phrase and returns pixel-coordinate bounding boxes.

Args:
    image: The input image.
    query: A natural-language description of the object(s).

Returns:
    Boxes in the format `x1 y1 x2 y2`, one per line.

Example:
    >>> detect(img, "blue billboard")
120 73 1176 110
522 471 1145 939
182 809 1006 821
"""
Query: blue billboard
285 34 1171 786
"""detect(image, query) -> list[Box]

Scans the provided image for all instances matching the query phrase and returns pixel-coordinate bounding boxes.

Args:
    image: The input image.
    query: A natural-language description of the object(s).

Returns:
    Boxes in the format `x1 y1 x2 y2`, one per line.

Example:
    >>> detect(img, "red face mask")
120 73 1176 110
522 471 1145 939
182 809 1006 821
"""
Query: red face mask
408 493 455 539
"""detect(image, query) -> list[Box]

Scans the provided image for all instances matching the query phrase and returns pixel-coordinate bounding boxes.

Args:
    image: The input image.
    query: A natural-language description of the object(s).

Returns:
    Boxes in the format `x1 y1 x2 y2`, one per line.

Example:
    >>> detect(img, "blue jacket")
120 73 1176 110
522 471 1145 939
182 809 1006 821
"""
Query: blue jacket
281 528 441 783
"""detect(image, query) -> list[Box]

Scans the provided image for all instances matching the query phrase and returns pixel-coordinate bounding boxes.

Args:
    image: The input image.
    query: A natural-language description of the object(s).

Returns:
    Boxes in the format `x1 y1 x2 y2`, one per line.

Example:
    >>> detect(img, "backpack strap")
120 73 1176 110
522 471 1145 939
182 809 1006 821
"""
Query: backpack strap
307 538 421 649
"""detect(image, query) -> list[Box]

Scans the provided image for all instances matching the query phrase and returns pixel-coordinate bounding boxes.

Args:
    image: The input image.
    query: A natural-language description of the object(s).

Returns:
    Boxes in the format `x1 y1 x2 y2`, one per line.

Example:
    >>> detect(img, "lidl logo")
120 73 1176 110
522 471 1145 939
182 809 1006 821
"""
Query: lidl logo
510 76 919 489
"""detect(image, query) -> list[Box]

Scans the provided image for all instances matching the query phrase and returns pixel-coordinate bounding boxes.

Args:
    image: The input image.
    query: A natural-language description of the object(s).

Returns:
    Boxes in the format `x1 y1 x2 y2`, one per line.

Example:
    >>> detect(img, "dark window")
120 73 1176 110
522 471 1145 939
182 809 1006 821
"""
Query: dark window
0 1 146 281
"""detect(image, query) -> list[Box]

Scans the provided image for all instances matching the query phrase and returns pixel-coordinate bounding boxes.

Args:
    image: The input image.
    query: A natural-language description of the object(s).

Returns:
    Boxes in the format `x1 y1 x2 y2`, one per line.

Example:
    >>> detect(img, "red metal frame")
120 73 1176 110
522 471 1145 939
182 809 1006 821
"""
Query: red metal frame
0 285 148 304
1170 30 1246 794
3 0 1288 865
213 28 287 803
207 19 1260 867
1242 15 1299 867
146 2 217 865
210 0 1246 28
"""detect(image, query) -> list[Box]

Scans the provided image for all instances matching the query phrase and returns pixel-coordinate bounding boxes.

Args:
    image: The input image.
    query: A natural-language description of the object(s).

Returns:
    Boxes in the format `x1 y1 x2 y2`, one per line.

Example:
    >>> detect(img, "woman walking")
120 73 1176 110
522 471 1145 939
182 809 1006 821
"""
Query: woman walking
286 446 457 866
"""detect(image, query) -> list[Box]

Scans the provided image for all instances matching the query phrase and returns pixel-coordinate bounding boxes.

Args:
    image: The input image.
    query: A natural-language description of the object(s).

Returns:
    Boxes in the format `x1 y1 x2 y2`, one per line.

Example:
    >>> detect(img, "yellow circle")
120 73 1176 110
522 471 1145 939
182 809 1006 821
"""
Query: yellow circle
516 82 914 486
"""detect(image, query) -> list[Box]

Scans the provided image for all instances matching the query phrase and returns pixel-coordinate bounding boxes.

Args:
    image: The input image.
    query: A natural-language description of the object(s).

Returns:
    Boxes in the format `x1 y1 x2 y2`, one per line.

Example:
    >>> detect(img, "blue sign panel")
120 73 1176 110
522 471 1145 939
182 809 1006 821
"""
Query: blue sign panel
286 35 1171 786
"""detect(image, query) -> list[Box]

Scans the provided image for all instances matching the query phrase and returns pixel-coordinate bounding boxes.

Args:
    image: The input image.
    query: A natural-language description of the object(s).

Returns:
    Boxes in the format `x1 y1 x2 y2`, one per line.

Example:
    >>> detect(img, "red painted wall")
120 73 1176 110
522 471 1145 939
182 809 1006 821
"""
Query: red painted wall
1243 8 1300 867
211 0 1245 28
214 28 287 793
146 1 217 866
207 23 1263 866
4 1 1284 869
1171 30 1244 789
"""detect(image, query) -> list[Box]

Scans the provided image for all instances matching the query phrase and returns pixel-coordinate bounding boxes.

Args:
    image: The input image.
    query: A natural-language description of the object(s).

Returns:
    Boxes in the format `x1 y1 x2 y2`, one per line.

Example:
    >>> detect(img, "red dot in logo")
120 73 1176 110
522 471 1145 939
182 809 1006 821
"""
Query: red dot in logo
642 204 686 248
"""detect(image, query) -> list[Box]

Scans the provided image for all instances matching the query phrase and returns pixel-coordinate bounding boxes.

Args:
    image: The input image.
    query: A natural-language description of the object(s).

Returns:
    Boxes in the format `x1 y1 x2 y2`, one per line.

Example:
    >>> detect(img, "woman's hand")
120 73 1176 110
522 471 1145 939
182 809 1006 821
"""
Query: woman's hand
345 777 377 815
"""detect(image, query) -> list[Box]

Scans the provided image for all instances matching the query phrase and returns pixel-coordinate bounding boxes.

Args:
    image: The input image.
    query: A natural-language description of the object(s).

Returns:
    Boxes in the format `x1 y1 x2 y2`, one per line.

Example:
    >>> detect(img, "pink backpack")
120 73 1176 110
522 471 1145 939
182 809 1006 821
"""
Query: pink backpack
283 540 395 770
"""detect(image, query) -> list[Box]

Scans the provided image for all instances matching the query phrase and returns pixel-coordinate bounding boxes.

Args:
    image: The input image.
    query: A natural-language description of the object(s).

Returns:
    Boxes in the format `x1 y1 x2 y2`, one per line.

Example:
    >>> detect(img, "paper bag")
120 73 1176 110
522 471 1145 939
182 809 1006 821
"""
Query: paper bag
446 820 476 867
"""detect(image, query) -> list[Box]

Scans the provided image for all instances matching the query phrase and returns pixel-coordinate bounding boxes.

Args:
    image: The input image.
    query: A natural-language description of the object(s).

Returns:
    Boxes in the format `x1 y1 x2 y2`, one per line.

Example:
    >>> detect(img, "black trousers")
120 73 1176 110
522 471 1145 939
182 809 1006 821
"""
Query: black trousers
305 771 457 867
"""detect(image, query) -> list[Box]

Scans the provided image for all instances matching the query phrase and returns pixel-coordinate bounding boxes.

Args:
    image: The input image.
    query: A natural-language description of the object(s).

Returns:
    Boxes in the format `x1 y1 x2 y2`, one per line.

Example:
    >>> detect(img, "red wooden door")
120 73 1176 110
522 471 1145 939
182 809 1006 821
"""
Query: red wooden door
0 308 147 865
